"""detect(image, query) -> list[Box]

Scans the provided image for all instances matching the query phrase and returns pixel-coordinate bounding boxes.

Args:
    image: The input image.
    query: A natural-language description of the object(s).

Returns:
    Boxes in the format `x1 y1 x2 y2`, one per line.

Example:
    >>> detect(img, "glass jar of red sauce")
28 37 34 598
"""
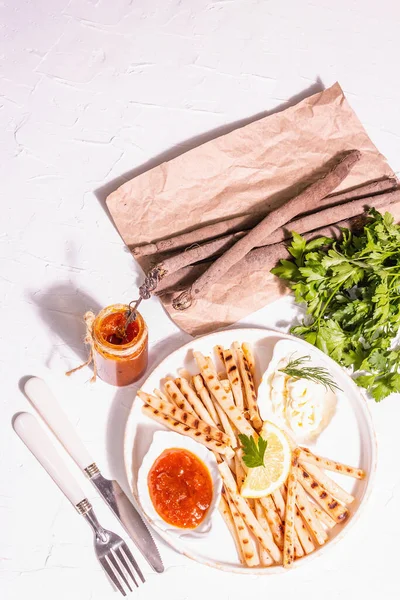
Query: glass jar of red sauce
92 304 148 387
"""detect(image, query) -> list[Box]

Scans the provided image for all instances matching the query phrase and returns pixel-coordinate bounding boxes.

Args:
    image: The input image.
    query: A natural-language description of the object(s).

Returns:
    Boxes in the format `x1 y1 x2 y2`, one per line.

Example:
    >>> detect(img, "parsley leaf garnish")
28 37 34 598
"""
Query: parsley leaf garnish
238 434 268 468
271 209 400 401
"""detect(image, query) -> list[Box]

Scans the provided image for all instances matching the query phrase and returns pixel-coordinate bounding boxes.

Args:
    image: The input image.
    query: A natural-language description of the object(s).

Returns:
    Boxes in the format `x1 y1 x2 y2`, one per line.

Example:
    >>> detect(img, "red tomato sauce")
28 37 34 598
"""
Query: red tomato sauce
93 308 148 387
99 313 139 345
148 448 213 529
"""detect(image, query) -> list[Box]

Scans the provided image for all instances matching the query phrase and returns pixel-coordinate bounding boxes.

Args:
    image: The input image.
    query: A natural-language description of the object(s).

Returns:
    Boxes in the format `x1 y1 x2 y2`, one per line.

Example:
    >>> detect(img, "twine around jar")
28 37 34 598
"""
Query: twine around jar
66 275 157 384
65 311 97 383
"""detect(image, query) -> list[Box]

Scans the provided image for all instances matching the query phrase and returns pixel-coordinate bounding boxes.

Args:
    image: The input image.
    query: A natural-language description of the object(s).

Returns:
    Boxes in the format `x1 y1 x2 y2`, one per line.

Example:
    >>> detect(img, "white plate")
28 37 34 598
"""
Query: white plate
124 328 377 574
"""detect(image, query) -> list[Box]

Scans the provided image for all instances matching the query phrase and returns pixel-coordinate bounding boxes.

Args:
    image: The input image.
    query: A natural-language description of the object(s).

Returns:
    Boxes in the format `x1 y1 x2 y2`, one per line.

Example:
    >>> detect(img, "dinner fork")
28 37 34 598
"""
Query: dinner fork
13 412 144 595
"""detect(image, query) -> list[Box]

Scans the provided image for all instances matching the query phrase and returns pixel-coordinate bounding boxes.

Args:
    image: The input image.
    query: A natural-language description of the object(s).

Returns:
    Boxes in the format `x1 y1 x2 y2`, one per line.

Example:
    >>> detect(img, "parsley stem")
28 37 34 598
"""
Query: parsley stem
314 282 345 326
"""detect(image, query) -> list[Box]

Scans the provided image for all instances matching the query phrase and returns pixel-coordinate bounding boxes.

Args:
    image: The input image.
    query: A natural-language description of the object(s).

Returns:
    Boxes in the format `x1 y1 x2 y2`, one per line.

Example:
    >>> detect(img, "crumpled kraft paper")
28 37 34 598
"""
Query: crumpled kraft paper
106 83 396 336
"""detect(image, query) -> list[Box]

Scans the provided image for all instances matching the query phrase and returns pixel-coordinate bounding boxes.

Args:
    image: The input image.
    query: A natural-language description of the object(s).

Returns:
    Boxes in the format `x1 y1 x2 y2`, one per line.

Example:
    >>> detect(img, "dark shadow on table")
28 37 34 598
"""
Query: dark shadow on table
94 78 325 224
28 283 101 369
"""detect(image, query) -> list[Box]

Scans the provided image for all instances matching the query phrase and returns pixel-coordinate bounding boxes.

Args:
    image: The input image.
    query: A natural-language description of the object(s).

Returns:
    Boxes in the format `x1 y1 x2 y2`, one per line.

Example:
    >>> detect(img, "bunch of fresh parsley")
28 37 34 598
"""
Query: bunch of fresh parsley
271 209 400 401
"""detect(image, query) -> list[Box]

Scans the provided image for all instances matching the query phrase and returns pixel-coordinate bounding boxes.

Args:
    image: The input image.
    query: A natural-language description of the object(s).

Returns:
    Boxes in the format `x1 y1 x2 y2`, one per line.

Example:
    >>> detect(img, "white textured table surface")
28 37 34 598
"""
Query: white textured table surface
2 1 400 599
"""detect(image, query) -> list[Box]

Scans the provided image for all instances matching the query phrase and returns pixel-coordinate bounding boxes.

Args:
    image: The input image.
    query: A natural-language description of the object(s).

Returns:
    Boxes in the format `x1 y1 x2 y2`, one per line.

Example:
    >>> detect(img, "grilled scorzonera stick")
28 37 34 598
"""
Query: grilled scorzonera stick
216 380 238 448
225 491 260 567
214 345 226 374
192 374 221 427
153 388 171 404
297 448 365 479
259 495 284 550
271 489 304 558
193 351 256 437
177 368 193 383
300 462 355 505
219 495 245 565
234 454 246 488
164 379 194 413
137 391 231 445
223 348 244 410
294 464 349 523
232 342 262 430
295 481 327 546
254 501 274 566
281 485 315 555
142 405 234 458
218 461 282 563
283 468 297 567
312 504 336 529
241 343 256 383
175 377 218 429
206 381 236 449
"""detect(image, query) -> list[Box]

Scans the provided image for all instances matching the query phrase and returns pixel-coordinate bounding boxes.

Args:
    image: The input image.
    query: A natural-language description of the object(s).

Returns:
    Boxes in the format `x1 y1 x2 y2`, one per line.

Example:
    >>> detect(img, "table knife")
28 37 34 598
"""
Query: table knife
24 376 164 574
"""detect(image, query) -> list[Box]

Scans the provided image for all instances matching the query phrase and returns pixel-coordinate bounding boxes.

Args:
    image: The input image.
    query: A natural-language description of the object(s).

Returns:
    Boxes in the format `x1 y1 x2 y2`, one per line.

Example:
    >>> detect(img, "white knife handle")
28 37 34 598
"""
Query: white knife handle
24 377 93 471
14 413 87 508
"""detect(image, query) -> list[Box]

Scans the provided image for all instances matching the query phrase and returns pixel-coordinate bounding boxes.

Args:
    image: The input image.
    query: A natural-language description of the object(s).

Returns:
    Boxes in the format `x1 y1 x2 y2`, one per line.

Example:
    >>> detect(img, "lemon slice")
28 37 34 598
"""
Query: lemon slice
240 421 291 498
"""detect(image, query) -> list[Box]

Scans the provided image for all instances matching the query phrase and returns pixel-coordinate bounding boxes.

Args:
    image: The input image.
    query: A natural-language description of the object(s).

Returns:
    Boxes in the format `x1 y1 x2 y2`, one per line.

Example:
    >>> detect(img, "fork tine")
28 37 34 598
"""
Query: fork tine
108 552 132 593
120 542 145 583
115 547 138 588
99 556 126 596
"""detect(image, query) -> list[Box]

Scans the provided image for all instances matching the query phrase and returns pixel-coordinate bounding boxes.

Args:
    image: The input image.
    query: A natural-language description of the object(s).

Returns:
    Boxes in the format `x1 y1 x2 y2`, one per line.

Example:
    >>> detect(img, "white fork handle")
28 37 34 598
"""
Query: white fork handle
24 377 93 471
14 412 87 507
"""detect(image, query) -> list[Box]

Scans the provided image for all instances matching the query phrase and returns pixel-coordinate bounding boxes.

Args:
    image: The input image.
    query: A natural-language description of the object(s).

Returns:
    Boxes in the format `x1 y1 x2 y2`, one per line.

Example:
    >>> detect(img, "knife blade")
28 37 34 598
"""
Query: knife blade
86 465 164 573
24 376 164 573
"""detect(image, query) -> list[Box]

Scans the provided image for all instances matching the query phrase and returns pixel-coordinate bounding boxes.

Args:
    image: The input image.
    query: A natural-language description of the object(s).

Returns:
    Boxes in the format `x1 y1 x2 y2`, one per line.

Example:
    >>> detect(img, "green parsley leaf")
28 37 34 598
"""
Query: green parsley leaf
288 232 307 261
270 260 299 280
270 208 400 402
238 434 268 468
305 237 334 251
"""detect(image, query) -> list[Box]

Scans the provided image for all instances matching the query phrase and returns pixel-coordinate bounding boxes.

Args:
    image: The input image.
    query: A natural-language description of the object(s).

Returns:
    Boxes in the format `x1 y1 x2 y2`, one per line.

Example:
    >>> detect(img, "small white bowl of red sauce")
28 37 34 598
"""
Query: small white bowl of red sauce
137 431 222 536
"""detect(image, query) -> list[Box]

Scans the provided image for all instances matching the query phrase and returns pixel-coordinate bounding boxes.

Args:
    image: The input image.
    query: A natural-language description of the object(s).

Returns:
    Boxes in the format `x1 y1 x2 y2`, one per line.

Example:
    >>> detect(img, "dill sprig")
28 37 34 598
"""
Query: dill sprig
279 355 342 393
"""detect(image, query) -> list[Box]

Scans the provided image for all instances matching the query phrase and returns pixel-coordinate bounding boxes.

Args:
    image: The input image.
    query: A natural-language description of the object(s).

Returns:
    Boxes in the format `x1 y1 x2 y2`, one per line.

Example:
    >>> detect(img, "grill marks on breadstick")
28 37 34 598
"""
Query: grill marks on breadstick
241 343 256 383
271 489 304 558
259 495 284 550
254 501 274 566
294 507 315 555
142 404 234 457
295 481 328 546
137 391 230 445
218 461 282 563
164 379 194 413
194 351 256 437
204 370 238 449
281 485 315 555
234 454 246 489
283 468 297 567
223 348 244 410
153 388 171 404
312 504 336 529
298 448 365 480
219 495 245 565
214 345 227 376
217 381 238 448
192 374 221 427
295 464 349 523
300 462 355 505
233 342 262 430
175 377 219 429
225 491 260 567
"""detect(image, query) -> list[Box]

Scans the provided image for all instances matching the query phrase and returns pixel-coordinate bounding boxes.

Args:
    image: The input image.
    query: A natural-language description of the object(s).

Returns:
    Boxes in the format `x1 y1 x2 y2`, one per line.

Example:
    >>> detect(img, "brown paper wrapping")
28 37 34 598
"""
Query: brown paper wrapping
106 83 396 335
